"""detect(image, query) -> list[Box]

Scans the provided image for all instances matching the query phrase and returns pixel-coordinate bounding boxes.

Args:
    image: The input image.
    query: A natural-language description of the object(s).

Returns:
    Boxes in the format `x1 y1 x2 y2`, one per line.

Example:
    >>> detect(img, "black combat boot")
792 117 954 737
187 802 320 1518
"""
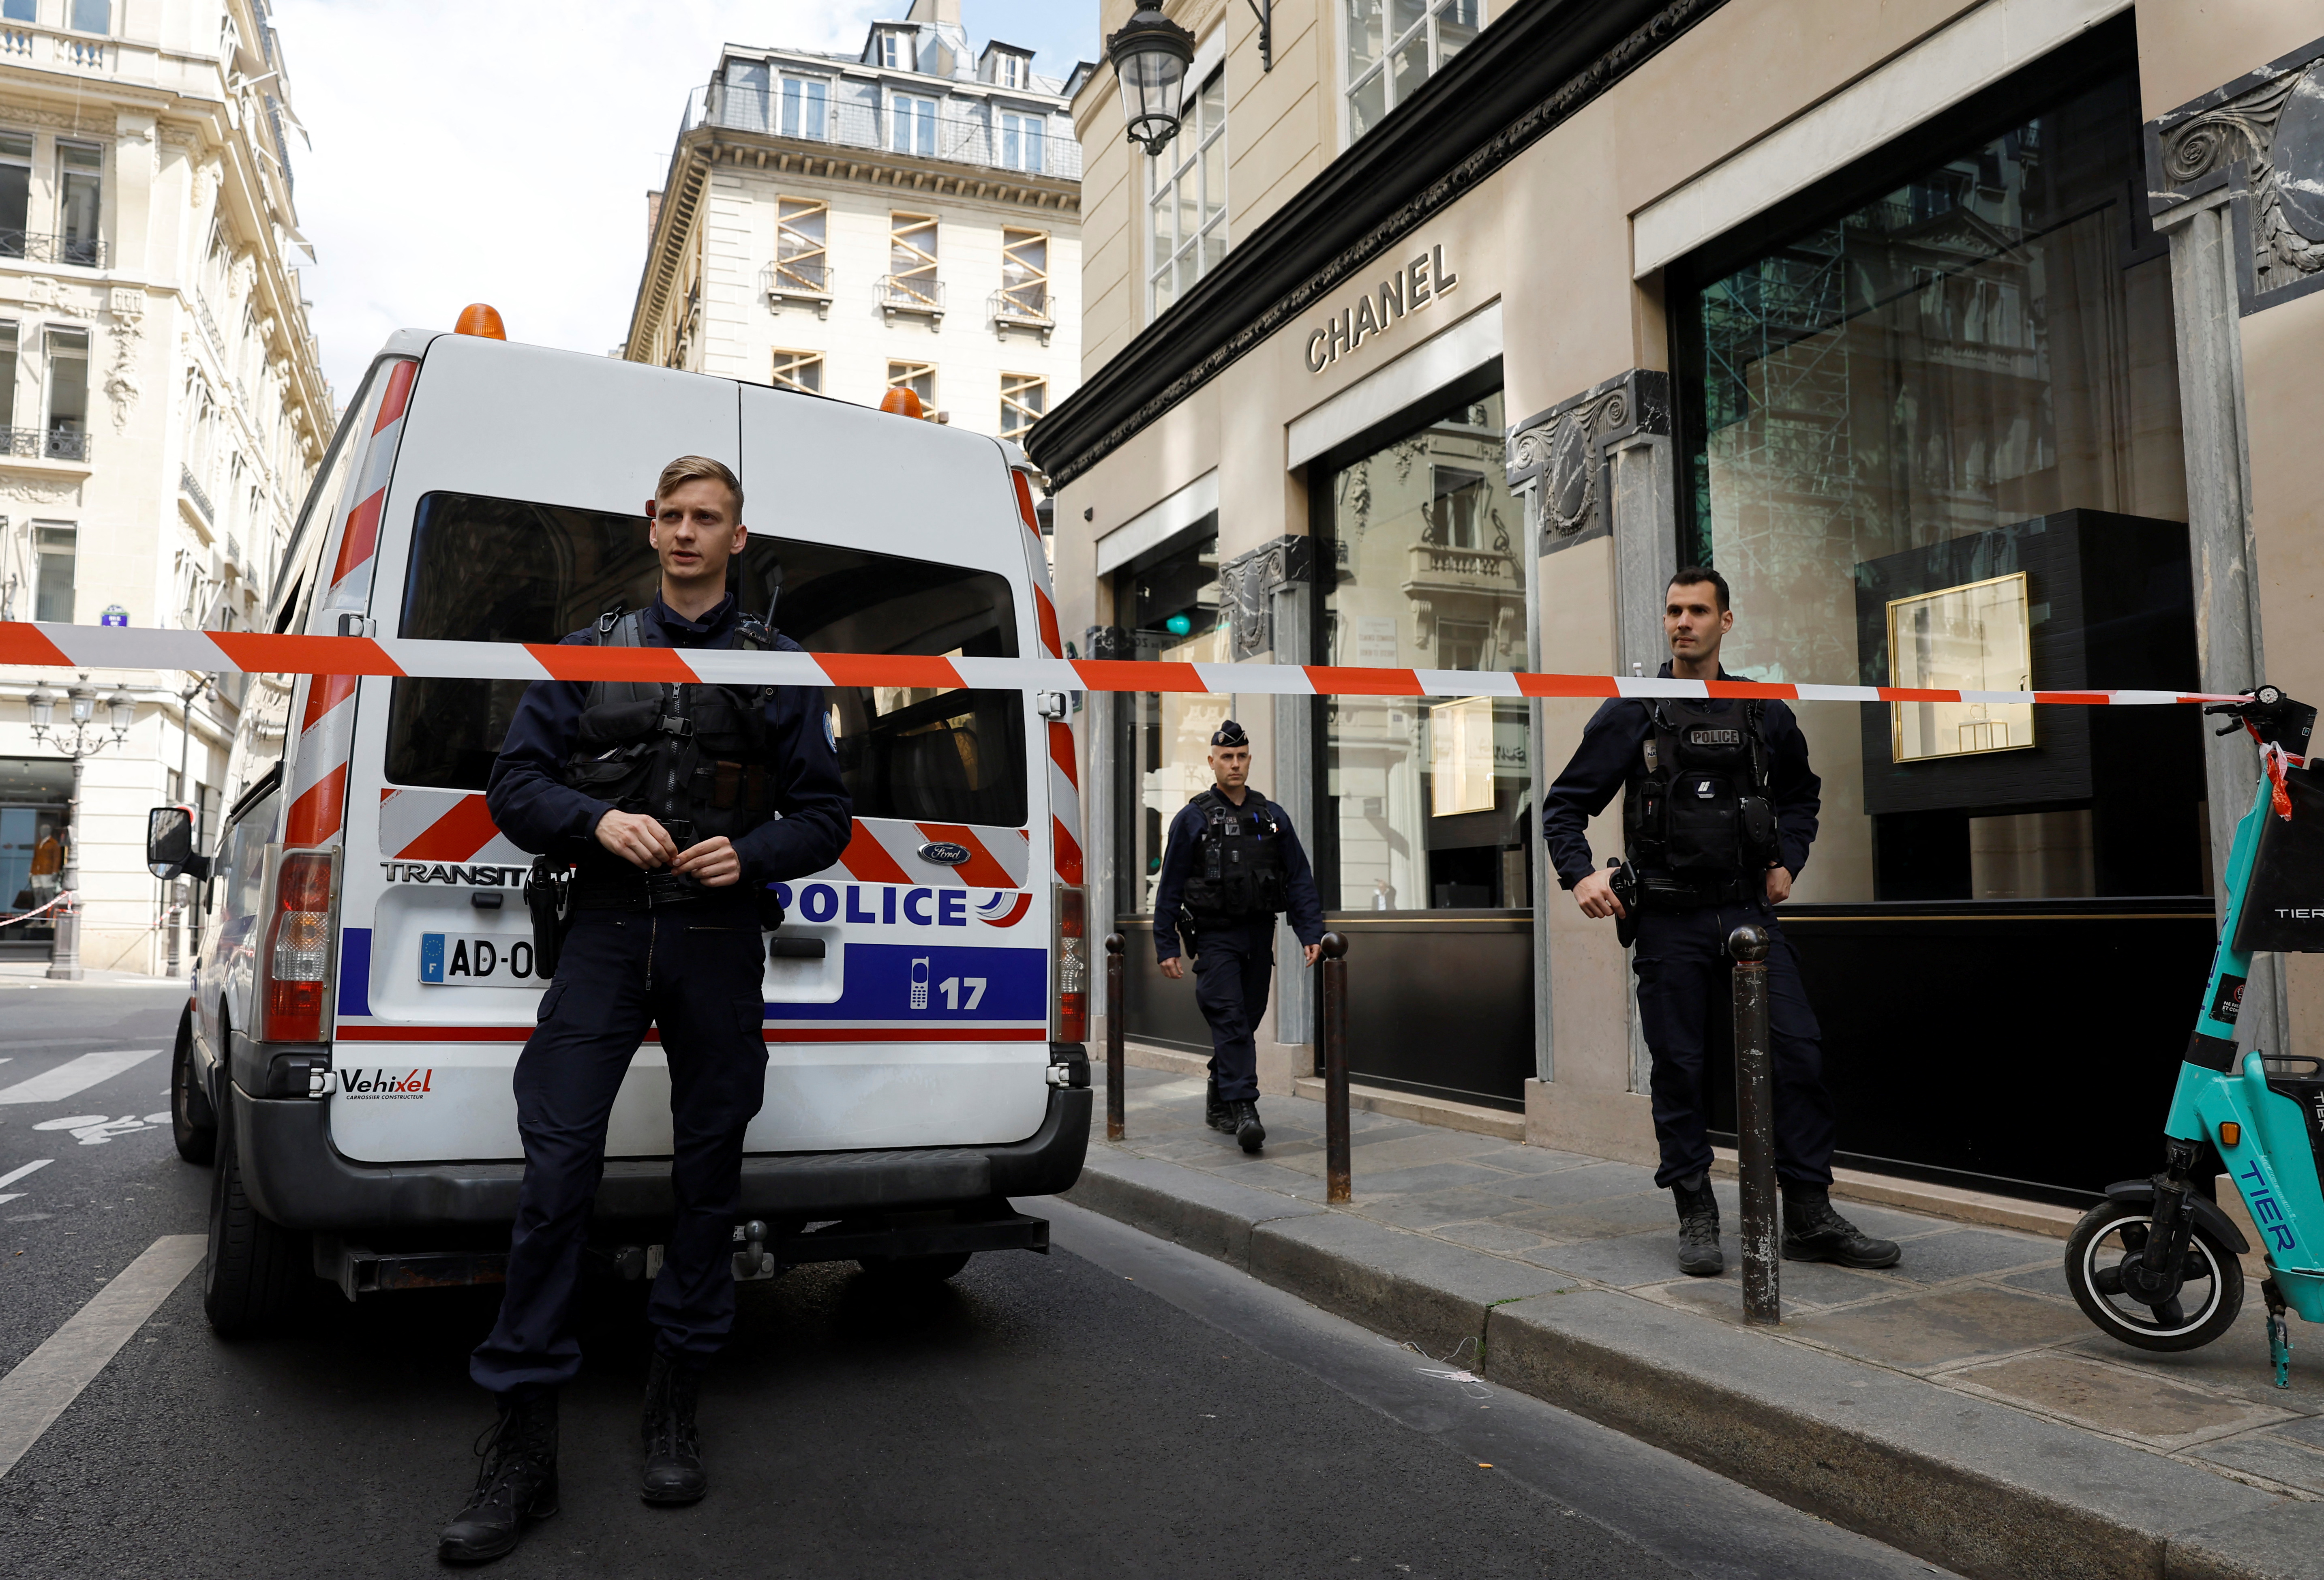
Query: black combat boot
1205 1075 1233 1133
640 1351 708 1505
438 1389 559 1564
1673 1176 1724 1276
1229 1099 1266 1155
1782 1186 1901 1269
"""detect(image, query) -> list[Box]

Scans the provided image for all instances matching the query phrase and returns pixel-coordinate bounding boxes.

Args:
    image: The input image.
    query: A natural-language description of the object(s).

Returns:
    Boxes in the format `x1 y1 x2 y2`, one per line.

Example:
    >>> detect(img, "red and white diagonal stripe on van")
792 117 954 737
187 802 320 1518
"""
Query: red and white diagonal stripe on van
835 817 1026 889
378 788 527 864
283 671 358 847
1047 722 1083 886
317 358 416 619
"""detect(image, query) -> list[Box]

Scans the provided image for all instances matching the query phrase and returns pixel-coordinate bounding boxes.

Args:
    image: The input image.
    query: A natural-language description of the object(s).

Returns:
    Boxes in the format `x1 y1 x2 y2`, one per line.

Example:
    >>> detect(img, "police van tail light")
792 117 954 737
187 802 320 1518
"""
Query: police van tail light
1051 883 1087 1043
261 850 338 1043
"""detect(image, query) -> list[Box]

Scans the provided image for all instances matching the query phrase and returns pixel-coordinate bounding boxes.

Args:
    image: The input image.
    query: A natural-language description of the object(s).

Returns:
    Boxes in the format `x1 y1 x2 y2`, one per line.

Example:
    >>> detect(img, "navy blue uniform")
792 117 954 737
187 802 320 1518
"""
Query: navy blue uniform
1152 792 1325 1103
470 594 851 1396
1540 667 1837 1191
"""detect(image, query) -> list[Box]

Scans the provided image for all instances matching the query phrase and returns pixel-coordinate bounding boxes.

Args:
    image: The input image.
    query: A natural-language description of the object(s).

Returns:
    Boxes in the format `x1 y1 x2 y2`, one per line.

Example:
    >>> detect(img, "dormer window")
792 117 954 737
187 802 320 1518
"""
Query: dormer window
877 28 912 71
998 54 1026 89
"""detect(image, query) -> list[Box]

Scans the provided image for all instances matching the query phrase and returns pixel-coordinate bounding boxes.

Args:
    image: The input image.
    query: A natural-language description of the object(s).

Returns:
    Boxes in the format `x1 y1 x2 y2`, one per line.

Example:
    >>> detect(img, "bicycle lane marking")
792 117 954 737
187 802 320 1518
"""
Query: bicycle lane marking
0 1156 51 1205
0 1235 206 1481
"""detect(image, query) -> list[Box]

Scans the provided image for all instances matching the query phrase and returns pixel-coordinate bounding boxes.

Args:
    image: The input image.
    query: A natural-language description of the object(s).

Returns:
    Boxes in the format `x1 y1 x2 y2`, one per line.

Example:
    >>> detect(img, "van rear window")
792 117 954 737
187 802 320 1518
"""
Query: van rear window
385 491 1025 827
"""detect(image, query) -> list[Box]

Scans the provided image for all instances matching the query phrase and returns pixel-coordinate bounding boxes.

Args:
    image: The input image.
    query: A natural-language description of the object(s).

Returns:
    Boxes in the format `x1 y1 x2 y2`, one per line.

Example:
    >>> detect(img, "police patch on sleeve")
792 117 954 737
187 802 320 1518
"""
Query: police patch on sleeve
824 710 837 754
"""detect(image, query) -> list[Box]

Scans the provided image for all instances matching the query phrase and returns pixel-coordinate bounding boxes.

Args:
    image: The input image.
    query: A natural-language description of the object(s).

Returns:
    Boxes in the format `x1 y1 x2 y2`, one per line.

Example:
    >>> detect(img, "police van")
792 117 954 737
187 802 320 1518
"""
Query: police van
146 317 1091 1333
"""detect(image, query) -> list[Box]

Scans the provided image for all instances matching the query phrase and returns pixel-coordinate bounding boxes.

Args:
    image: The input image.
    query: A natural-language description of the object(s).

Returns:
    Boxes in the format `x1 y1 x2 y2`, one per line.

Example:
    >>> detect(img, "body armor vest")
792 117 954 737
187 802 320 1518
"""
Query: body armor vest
1180 787 1289 920
562 609 778 872
1622 698 1778 896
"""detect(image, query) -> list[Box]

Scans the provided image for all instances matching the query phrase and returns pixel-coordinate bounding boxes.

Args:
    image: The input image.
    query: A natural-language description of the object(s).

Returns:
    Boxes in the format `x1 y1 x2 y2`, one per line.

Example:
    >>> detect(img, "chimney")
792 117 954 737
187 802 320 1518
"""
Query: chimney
645 189 663 245
905 0 961 24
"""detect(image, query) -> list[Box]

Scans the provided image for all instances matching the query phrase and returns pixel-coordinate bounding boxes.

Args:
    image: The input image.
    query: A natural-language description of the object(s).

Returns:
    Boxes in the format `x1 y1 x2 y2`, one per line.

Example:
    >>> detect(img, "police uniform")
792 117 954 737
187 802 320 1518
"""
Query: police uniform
1541 664 1896 1273
470 593 851 1397
1152 722 1325 1152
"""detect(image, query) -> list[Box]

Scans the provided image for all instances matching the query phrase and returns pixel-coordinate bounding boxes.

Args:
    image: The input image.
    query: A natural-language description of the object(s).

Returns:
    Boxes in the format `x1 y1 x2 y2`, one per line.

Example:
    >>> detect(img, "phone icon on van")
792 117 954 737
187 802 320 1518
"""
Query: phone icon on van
910 955 930 1010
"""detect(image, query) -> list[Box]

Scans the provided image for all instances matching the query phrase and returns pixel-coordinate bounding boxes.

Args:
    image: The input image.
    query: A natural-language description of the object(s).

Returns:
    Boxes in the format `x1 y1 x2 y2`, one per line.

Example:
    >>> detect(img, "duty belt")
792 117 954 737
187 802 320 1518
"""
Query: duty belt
571 820 726 911
1638 872 1755 910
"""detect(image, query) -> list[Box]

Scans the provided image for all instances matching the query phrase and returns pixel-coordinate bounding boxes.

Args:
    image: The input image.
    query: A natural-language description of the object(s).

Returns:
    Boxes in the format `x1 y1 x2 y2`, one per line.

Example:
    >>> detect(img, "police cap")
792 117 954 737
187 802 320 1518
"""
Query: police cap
1211 719 1249 748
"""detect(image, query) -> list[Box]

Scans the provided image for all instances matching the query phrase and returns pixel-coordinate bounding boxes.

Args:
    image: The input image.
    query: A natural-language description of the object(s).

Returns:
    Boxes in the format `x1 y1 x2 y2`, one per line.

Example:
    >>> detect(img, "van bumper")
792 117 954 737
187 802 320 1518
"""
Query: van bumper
231 1082 1092 1233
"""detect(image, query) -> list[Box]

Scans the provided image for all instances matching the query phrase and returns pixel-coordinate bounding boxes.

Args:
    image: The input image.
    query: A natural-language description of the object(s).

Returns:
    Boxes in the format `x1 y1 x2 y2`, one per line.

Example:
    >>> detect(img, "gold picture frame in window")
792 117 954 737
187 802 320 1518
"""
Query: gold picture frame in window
1886 571 2035 763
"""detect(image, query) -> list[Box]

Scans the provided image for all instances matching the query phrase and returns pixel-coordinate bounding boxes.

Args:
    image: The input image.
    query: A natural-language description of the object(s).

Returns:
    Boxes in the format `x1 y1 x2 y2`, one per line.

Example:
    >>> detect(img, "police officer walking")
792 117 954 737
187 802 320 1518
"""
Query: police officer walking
1541 568 1899 1279
438 455 851 1563
1153 720 1326 1153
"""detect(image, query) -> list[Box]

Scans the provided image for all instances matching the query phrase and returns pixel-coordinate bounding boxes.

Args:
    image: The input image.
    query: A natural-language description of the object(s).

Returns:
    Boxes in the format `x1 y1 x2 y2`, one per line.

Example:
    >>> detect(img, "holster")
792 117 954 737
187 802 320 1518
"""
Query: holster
523 855 574 980
1608 859 1642 949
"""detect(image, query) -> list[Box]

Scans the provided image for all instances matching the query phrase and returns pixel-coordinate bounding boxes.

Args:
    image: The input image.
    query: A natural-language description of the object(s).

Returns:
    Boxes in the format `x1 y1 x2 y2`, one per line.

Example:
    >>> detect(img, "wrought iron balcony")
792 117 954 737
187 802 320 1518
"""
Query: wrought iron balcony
179 465 213 522
761 258 831 316
0 229 105 268
990 285 1052 326
878 274 945 326
688 84 1081 181
0 426 91 462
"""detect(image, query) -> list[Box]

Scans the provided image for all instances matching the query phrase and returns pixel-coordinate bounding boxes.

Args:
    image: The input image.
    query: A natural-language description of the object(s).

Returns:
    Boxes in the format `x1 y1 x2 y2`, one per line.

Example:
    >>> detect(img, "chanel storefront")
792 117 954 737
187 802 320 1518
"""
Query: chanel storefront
1033 0 2324 1206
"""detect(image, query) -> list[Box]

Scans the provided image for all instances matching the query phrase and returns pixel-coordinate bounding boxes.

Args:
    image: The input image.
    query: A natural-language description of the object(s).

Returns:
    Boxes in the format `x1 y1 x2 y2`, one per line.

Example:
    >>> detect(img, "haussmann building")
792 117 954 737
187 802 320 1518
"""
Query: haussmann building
1026 0 2324 1216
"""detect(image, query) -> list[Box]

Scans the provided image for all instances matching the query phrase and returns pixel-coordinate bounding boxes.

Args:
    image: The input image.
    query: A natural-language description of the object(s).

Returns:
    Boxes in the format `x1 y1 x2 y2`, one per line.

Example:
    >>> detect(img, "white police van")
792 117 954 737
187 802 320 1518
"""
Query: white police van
148 317 1090 1333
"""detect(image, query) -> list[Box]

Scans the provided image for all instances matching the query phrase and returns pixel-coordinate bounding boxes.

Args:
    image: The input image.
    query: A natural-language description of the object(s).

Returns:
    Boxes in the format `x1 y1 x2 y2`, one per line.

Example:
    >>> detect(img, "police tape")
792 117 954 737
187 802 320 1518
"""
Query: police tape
0 620 2244 709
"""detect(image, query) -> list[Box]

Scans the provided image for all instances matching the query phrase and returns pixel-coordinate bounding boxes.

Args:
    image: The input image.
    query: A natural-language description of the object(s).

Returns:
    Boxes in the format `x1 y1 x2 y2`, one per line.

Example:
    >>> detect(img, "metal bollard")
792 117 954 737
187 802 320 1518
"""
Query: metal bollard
1104 933 1125 1142
1320 932 1350 1204
1728 923 1780 1325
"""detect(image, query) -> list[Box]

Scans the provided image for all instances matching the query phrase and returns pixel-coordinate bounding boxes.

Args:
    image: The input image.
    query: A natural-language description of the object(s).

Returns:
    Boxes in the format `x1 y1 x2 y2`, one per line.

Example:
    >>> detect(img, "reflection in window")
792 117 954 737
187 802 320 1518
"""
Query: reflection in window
780 75 828 139
890 93 936 156
1113 526 1228 915
0 131 29 257
773 196 828 294
1679 70 2189 901
56 140 99 265
1345 0 1485 141
1321 389 1527 910
43 326 87 457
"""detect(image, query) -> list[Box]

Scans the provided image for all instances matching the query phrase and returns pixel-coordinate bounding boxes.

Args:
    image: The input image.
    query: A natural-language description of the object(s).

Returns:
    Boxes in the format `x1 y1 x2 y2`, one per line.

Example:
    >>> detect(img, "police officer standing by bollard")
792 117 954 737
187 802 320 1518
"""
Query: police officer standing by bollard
1154 720 1326 1154
1540 568 1899 1280
437 456 851 1564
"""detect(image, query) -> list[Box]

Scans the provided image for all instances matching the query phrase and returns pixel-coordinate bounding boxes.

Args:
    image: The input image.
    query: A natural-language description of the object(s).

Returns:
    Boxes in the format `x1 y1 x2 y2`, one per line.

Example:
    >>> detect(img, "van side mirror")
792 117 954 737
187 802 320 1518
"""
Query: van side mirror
147 804 210 882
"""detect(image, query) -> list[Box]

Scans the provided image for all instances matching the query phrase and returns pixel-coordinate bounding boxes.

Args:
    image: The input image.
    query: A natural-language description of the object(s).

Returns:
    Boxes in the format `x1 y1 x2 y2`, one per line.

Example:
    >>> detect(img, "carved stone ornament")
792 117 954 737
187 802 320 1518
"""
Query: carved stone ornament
2147 34 2324 313
1216 536 1316 660
1504 368 1671 555
0 473 85 504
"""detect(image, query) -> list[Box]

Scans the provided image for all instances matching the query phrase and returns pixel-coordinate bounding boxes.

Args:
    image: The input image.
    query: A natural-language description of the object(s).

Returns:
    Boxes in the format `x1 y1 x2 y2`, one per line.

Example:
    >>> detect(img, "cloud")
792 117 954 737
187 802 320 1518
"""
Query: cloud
272 1 1101 403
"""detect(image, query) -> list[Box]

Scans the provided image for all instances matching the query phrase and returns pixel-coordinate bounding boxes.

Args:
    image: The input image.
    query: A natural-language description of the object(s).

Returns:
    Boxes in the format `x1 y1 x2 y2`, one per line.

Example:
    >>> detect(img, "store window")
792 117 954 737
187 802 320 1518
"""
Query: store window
1113 524 1230 915
1345 0 1484 142
1148 67 1225 318
43 326 87 459
56 140 99 266
770 349 823 394
33 521 73 622
1675 66 2198 903
1000 372 1045 442
1317 387 1526 910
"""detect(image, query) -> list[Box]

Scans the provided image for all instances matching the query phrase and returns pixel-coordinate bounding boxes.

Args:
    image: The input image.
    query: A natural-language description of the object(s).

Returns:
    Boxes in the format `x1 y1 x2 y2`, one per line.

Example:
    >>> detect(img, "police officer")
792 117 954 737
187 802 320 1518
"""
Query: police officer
1540 568 1899 1279
438 455 851 1564
1152 720 1326 1154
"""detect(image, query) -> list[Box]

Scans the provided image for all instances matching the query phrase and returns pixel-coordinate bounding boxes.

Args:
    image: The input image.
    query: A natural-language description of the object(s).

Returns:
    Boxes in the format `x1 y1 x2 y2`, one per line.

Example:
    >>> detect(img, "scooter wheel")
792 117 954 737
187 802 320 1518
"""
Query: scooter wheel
2064 1200 2244 1352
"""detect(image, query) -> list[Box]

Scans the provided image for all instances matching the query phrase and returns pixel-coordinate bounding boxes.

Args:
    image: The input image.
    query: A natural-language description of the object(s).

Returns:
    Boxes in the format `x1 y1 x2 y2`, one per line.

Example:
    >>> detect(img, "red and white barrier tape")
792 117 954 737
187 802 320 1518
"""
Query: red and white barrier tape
0 622 2241 709
0 889 72 927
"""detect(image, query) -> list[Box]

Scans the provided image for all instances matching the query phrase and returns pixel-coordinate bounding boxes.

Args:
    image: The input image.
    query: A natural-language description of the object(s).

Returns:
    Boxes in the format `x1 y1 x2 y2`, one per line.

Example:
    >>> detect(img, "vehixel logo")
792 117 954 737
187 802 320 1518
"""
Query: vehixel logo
339 1068 434 1099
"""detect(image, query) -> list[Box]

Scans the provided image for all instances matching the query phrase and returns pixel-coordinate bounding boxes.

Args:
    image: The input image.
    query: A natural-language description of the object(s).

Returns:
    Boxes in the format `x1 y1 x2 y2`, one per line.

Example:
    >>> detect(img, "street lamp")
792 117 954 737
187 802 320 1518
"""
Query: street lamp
1107 0 1197 156
27 671 138 981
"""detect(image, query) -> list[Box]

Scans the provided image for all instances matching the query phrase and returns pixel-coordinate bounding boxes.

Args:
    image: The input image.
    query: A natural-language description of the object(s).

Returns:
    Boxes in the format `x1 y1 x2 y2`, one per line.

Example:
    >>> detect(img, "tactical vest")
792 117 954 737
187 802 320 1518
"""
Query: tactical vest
562 608 779 864
1622 697 1778 898
1180 787 1289 921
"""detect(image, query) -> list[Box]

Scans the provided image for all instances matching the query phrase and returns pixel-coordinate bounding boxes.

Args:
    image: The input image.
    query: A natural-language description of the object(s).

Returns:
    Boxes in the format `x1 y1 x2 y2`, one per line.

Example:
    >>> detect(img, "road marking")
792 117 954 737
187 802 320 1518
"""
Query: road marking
0 1049 162 1105
0 1234 205 1481
0 1159 51 1190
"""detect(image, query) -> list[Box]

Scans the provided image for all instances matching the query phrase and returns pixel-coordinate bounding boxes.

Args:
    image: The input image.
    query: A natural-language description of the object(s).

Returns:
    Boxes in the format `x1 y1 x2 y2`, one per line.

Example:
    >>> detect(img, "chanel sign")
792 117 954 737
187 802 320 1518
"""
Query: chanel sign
1303 244 1459 373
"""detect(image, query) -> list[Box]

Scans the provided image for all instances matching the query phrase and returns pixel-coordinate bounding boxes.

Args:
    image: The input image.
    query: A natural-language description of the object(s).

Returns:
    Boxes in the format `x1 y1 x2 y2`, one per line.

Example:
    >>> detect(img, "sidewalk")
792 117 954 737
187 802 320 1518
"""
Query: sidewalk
1065 1065 2324 1580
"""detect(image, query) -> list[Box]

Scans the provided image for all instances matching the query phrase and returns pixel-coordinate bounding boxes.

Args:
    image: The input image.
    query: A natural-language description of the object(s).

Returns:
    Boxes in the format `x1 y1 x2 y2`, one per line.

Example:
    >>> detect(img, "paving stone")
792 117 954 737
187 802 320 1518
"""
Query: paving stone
2189 1429 2324 1494
2062 1318 2324 1416
1951 1350 2298 1450
1347 1187 1513 1232
1328 1160 1521 1195
1998 1263 2074 1301
1515 1191 1686 1242
1877 1228 2058 1284
1428 1218 1551 1255
1515 1229 1696 1289
1493 1160 1663 1207
1784 1286 2093 1368
1461 1144 1603 1176
2168 1499 2324 1580
1820 1200 1951 1242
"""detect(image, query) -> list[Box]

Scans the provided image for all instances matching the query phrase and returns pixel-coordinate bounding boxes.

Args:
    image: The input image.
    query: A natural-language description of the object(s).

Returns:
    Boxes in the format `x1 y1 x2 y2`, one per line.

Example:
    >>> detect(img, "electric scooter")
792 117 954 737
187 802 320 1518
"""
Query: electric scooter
2065 686 2324 1387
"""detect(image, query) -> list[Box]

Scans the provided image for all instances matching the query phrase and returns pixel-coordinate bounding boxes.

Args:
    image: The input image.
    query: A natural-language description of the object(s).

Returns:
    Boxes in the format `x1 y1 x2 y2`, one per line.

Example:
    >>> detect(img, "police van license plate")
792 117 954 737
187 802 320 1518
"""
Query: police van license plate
418 933 545 987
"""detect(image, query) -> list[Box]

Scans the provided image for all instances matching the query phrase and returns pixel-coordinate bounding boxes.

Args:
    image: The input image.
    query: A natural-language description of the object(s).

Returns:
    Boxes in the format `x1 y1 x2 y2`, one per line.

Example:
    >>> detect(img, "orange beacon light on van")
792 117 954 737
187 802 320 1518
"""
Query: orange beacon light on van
454 303 507 339
879 386 924 419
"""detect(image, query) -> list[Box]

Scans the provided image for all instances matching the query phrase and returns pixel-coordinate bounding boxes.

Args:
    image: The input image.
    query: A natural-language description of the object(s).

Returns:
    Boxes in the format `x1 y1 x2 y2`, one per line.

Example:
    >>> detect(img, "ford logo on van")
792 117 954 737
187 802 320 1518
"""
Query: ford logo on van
918 841 972 866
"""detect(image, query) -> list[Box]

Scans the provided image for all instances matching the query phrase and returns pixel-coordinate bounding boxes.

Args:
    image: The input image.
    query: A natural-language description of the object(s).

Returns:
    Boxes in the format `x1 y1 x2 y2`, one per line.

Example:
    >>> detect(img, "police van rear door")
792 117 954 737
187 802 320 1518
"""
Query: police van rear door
737 386 1057 1151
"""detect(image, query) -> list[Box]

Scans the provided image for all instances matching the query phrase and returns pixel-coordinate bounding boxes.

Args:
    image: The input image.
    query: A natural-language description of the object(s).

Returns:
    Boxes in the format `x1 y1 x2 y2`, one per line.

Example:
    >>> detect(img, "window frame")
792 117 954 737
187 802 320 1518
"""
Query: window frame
770 348 824 394
772 195 829 297
998 227 1049 322
886 212 940 312
886 359 937 416
32 520 74 623
780 73 830 140
1000 372 1046 442
1146 66 1227 320
889 91 938 157
41 324 88 457
1341 0 1488 146
54 138 100 266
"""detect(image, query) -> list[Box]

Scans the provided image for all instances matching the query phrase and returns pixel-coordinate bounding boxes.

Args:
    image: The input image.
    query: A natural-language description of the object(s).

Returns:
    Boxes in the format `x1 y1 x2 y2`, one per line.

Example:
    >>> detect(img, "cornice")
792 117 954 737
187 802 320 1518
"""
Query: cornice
1025 0 1728 489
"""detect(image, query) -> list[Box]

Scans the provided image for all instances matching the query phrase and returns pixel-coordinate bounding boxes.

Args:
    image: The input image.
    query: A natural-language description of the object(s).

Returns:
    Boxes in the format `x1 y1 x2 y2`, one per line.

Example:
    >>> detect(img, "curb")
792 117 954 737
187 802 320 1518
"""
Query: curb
1060 1146 2324 1580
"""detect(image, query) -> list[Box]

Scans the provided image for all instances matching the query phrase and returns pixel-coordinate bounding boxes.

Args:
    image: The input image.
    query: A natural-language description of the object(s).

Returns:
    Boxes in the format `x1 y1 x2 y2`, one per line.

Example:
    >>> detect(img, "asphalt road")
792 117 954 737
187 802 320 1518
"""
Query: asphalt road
0 982 1958 1580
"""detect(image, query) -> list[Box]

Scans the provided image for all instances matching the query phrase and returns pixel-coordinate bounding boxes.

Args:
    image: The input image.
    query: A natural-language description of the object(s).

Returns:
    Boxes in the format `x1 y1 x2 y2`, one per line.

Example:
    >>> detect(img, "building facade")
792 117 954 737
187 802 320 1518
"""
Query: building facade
624 0 1084 454
0 0 329 973
1032 0 2324 1207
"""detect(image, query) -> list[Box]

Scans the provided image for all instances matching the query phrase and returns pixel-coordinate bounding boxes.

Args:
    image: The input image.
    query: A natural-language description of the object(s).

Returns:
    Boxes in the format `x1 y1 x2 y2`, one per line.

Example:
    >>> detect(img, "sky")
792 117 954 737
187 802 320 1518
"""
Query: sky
270 1 1104 402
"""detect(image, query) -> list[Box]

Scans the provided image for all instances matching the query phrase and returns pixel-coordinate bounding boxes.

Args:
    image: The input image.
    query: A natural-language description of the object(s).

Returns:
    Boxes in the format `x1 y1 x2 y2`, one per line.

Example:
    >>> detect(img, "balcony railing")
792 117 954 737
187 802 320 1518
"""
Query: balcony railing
761 258 831 317
687 84 1082 182
0 230 105 268
990 285 1051 324
878 274 945 326
180 465 213 522
0 426 91 462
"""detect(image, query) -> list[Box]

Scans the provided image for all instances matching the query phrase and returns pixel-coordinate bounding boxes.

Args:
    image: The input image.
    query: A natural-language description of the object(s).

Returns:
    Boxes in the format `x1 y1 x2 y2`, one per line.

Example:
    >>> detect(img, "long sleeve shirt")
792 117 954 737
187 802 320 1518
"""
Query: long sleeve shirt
1150 789 1327 961
1540 664 1821 890
485 593 852 887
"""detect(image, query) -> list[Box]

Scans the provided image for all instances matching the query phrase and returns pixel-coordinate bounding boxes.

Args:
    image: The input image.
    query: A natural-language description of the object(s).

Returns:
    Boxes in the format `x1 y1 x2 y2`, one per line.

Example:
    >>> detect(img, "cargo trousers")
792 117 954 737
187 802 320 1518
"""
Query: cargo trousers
1191 915 1276 1104
470 903 767 1395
